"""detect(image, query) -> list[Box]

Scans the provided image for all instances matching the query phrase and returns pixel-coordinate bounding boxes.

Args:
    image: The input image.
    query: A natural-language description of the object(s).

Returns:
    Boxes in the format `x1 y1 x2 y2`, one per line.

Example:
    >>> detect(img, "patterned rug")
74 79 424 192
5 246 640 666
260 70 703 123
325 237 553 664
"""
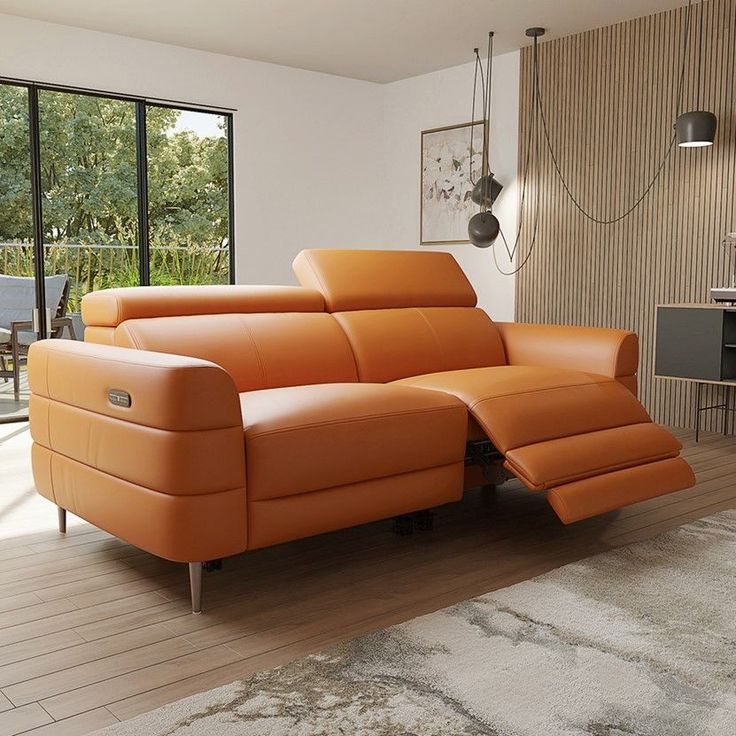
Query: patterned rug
95 511 736 735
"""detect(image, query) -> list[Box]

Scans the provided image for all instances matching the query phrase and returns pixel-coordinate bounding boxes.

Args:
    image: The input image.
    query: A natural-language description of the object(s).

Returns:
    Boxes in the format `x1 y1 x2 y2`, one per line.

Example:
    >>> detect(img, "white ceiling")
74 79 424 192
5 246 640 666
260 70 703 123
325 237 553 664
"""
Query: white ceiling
0 0 688 83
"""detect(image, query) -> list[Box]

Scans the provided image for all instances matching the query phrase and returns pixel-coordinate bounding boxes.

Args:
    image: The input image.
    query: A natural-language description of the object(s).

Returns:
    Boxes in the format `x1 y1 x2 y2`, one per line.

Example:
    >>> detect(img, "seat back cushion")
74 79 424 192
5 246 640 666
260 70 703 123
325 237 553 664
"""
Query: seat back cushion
293 249 506 382
82 284 324 327
335 307 506 382
114 312 358 392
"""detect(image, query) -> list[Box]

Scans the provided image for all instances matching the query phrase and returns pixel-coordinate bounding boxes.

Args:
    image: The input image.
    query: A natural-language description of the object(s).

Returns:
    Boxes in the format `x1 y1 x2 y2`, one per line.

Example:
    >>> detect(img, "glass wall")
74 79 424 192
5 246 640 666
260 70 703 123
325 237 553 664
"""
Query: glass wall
0 85 35 420
39 91 139 330
147 107 230 285
0 81 234 422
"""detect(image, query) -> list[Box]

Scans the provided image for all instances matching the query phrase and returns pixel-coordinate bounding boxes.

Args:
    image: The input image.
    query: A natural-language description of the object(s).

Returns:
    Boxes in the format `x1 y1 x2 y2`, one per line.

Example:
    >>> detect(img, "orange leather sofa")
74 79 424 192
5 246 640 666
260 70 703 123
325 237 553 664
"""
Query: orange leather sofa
28 250 695 613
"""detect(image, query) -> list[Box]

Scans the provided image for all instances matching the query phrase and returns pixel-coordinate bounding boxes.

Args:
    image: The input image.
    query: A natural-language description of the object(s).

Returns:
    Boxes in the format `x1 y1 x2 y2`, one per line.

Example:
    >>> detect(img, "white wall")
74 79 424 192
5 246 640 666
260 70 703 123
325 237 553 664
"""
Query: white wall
0 14 519 316
0 13 385 285
381 53 520 320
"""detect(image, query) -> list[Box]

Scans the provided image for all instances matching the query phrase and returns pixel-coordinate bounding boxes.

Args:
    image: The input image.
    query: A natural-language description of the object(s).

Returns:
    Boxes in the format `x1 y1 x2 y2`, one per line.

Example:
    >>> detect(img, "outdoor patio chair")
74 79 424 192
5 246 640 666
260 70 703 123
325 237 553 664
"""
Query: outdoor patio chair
0 274 76 400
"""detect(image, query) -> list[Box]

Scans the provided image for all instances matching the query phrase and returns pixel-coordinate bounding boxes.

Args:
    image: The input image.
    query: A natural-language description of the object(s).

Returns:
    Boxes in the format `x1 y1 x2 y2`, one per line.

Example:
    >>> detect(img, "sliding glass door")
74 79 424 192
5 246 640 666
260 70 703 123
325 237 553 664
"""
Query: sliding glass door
0 80 234 422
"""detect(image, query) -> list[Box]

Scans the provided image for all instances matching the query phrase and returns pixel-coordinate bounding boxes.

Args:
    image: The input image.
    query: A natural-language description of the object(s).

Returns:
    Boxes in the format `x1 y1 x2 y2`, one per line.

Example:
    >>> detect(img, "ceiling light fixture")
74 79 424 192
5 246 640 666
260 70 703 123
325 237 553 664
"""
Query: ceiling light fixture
468 0 715 274
676 0 717 147
467 32 501 248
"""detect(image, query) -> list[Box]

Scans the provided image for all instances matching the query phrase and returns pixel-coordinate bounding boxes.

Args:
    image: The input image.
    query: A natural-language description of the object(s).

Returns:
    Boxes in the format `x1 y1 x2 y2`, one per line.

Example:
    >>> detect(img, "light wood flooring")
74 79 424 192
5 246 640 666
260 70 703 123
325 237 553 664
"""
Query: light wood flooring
0 422 734 735
0 369 29 424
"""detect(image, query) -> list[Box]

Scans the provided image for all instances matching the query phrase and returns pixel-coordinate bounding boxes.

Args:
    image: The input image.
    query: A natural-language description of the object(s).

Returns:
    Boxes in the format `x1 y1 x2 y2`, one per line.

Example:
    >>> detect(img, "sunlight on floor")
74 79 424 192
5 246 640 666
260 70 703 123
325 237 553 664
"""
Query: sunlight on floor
0 422 86 540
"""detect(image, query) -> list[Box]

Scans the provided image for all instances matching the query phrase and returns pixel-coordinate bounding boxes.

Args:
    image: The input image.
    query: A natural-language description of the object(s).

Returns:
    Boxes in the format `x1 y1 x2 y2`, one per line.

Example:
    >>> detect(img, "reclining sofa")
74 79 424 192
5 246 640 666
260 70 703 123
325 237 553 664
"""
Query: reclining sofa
28 249 695 612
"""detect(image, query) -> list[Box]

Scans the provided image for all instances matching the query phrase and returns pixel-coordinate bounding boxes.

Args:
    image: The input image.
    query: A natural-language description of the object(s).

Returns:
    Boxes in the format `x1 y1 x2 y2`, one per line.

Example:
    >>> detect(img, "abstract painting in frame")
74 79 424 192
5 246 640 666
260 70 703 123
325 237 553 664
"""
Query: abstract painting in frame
420 121 485 245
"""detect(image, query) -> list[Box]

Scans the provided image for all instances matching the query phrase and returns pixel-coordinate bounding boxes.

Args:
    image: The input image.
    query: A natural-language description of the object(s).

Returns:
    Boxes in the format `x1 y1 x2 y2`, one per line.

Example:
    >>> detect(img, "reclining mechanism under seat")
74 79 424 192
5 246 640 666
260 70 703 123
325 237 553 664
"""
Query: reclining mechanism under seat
394 366 696 524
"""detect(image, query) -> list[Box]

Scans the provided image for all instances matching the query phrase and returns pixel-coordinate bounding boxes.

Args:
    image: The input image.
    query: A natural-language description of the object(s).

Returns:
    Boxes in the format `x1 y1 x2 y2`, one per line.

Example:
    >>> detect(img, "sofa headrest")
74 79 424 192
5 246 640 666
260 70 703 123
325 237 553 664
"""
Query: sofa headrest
292 249 477 312
81 285 324 327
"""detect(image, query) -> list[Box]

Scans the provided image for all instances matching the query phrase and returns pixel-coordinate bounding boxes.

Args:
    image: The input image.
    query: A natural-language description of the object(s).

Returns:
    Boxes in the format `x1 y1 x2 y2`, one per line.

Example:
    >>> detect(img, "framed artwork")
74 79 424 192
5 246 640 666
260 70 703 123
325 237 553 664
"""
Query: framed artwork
420 120 485 245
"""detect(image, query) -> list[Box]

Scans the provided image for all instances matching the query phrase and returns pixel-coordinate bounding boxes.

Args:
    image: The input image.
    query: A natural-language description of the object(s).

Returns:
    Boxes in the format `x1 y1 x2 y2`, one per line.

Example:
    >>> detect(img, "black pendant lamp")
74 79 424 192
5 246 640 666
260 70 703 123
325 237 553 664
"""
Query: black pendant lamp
468 211 500 248
463 2 716 275
471 174 503 207
468 32 502 248
676 2 717 147
676 110 717 148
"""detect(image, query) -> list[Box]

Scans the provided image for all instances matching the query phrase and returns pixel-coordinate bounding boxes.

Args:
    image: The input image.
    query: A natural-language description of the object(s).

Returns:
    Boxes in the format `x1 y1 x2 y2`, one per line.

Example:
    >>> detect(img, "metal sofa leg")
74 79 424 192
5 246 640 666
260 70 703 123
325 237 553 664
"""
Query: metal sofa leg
189 562 203 615
58 507 66 534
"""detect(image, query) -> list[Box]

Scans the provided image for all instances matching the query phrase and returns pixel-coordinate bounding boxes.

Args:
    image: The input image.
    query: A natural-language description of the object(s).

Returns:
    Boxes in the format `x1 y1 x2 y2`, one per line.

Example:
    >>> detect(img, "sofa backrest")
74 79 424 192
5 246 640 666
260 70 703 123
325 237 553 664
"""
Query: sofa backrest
293 249 507 382
82 285 358 392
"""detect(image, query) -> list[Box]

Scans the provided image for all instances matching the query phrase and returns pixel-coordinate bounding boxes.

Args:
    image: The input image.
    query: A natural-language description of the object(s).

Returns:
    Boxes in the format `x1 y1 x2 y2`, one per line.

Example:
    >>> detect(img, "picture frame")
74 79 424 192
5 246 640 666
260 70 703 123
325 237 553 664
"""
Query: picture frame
420 120 485 245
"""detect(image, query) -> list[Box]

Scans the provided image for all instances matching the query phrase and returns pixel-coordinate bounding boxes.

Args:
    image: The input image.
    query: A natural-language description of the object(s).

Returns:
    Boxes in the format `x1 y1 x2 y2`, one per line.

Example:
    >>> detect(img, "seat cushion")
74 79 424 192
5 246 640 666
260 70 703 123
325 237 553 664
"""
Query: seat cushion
240 383 468 501
0 326 35 347
393 365 652 451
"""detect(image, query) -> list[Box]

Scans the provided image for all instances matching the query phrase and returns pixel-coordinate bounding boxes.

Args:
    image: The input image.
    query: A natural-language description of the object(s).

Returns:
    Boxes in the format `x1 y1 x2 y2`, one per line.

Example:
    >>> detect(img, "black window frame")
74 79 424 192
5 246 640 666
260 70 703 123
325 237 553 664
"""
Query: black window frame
0 76 236 337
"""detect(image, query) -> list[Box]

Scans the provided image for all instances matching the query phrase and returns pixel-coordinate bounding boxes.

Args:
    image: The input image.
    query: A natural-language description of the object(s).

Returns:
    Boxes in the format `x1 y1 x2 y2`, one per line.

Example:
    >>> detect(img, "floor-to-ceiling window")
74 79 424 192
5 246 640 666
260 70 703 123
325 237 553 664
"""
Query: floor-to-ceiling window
0 80 234 422
0 84 36 421
147 107 231 286
39 91 140 330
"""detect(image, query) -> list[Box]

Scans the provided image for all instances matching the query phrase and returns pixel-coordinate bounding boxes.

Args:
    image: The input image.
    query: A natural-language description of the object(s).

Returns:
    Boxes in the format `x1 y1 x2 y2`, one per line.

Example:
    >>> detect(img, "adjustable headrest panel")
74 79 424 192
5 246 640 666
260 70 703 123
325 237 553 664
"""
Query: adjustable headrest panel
293 249 477 312
82 285 324 328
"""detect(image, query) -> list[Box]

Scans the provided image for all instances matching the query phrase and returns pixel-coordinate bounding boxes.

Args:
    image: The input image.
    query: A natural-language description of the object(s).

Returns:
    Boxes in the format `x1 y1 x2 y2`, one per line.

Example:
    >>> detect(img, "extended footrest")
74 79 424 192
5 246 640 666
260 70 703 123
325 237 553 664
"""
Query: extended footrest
464 380 696 523
502 423 683 492
396 366 697 523
546 457 695 523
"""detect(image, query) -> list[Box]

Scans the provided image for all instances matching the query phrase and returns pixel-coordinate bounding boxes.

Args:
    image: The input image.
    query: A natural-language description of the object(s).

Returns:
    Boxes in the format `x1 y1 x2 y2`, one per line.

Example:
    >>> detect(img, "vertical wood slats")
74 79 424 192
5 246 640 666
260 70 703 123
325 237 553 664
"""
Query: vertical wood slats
516 0 736 429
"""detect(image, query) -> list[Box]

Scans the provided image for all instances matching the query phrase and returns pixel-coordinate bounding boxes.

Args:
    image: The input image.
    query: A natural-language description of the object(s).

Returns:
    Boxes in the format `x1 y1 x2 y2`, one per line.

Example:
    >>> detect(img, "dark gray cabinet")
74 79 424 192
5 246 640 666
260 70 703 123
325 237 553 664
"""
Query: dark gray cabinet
655 306 736 382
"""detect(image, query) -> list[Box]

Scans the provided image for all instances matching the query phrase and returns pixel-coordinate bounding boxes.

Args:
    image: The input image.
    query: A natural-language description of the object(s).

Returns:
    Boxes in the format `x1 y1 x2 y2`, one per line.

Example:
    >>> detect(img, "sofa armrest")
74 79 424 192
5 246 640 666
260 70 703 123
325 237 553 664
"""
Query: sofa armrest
28 339 243 432
495 322 639 381
28 339 247 562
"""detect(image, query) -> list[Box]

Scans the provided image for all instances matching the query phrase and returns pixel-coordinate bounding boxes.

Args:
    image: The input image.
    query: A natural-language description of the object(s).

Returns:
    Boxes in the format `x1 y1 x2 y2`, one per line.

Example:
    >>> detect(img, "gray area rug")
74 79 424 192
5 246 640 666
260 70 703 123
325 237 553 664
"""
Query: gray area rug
95 511 736 735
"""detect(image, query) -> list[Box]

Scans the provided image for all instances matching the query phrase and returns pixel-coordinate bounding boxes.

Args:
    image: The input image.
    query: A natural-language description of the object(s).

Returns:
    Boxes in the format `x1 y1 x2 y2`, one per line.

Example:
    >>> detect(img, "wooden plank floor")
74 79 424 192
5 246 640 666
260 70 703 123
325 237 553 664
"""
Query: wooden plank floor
0 422 734 735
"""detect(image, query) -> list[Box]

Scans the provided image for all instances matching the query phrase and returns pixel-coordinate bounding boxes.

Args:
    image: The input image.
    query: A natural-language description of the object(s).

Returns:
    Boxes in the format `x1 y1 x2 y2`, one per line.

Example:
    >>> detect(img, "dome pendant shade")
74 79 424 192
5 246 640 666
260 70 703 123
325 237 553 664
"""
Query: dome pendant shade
471 174 504 207
676 110 717 147
468 211 500 248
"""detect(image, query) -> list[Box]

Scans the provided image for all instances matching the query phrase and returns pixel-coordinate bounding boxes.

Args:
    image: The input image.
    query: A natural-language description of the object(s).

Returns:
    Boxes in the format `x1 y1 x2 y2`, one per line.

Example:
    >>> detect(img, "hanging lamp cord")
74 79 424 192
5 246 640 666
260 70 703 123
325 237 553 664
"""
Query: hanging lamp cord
493 52 541 276
471 3 694 273
469 38 491 188
491 28 543 273
483 31 493 187
468 32 494 192
532 0 694 225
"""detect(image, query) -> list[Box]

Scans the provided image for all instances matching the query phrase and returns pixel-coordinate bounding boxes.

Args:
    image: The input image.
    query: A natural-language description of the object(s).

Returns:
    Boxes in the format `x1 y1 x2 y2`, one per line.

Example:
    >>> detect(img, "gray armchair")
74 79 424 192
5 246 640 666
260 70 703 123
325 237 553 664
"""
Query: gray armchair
0 274 76 400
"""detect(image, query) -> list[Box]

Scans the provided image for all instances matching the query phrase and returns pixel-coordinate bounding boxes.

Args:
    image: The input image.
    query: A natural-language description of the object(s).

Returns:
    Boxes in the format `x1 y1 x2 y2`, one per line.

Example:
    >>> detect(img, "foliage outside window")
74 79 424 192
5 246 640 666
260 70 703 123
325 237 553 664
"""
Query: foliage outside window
0 85 231 313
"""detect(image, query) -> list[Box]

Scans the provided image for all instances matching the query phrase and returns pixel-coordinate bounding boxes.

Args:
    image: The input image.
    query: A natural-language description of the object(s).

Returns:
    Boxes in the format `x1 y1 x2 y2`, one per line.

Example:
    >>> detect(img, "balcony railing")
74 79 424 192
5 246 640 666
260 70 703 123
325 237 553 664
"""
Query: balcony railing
0 241 229 313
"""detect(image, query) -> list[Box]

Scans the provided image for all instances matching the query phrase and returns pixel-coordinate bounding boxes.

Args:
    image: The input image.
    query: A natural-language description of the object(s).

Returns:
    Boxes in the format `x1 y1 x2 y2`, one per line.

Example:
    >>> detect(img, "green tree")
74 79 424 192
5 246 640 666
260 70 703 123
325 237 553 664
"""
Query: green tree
0 85 33 241
0 84 230 300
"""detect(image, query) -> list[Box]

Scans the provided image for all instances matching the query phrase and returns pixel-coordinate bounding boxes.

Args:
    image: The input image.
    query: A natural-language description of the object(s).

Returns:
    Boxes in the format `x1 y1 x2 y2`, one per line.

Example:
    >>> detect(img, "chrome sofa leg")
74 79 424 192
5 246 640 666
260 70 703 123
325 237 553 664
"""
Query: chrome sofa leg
57 507 67 534
189 562 203 615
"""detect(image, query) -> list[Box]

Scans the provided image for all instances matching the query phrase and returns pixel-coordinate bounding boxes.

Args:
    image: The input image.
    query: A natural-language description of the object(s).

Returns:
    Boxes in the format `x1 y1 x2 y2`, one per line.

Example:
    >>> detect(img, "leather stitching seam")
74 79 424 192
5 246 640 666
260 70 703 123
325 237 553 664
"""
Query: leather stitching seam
467 378 614 409
509 450 680 490
237 316 268 388
246 404 466 439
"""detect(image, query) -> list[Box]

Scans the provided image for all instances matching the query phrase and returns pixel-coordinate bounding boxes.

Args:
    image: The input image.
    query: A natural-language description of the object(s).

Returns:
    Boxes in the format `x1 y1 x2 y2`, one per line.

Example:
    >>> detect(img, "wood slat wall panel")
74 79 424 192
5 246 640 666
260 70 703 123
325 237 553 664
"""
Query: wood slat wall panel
516 0 736 429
